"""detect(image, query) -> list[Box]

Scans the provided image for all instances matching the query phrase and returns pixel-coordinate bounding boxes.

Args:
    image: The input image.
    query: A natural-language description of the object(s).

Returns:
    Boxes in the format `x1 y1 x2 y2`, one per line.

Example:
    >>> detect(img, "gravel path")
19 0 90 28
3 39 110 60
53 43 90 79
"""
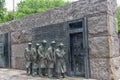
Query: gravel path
0 68 95 80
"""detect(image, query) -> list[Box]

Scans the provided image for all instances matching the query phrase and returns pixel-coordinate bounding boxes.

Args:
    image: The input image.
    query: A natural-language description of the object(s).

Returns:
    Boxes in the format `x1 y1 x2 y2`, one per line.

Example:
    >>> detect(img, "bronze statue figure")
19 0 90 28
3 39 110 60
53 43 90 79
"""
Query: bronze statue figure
24 41 66 78
55 43 66 78
38 40 47 77
46 41 56 78
32 43 39 77
24 42 33 75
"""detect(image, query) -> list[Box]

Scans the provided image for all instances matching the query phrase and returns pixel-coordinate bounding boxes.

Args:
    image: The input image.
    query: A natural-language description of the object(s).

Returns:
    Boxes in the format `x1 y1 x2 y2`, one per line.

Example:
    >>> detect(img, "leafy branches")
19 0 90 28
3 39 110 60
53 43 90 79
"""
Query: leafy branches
118 7 120 32
0 0 68 23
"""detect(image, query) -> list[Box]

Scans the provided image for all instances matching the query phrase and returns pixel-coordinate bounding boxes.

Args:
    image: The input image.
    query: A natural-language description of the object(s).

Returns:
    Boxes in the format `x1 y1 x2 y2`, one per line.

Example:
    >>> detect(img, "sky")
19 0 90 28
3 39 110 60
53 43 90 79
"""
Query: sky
5 0 120 11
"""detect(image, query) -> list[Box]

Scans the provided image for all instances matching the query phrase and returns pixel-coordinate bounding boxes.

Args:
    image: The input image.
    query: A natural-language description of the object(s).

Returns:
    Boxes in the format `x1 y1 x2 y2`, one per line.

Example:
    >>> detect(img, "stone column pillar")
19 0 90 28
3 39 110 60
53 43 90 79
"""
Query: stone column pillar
107 0 120 79
88 0 120 80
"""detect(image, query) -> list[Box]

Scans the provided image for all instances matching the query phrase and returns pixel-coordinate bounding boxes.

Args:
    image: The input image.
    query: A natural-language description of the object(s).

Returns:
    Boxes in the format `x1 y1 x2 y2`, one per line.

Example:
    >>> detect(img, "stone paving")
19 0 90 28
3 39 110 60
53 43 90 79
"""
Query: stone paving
0 68 96 80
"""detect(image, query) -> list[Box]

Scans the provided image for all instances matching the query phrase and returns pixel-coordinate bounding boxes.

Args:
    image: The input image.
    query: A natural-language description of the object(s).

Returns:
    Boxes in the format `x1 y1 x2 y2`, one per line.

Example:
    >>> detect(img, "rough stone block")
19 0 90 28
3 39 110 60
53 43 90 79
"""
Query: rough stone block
110 36 120 58
11 43 28 57
107 15 118 37
11 56 16 69
88 14 108 37
107 0 117 18
118 33 120 53
11 30 32 44
90 58 111 80
111 56 120 79
15 57 25 70
11 43 28 69
89 36 109 58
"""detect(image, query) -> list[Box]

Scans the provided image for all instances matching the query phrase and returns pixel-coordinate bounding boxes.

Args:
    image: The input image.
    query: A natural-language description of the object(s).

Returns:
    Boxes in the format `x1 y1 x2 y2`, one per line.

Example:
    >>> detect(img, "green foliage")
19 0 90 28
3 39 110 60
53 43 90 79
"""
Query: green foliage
3 11 14 22
0 0 6 23
0 0 68 23
16 0 68 17
118 7 120 32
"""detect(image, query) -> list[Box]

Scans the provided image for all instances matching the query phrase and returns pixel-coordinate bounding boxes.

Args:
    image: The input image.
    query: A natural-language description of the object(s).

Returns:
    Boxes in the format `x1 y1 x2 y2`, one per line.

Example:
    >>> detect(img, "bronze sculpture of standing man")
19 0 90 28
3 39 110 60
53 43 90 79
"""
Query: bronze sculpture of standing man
24 42 33 75
55 43 66 78
38 40 47 77
46 41 56 78
32 43 39 77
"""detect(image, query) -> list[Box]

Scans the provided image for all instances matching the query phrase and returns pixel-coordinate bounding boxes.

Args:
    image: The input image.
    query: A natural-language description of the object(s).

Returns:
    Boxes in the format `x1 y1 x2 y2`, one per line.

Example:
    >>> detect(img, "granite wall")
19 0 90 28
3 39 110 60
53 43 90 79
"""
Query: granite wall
0 0 119 80
118 33 120 53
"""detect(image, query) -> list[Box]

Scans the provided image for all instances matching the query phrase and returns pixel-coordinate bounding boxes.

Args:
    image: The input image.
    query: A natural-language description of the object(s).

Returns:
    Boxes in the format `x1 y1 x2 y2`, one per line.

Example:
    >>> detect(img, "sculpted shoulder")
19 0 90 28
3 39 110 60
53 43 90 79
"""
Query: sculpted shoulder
25 48 28 51
47 47 52 51
55 48 60 53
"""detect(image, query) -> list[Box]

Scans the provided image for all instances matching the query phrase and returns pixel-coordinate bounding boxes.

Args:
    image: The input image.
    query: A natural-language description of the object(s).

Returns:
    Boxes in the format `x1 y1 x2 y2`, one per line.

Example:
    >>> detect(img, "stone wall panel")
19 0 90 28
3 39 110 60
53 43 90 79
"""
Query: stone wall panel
88 14 108 37
118 33 120 53
111 56 120 79
107 15 118 37
107 0 117 18
11 30 32 44
11 43 28 69
90 58 111 80
110 36 120 58
89 36 109 58
15 57 25 70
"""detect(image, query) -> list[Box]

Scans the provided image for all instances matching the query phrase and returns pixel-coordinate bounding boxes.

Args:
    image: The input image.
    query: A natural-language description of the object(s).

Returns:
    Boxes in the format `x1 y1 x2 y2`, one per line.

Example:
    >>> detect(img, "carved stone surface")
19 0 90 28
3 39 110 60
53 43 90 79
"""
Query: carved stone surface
11 30 32 44
88 14 108 38
107 0 117 18
111 56 120 79
12 43 28 69
118 33 120 53
108 15 118 36
90 58 111 80
15 57 25 70
111 36 120 58
89 37 109 58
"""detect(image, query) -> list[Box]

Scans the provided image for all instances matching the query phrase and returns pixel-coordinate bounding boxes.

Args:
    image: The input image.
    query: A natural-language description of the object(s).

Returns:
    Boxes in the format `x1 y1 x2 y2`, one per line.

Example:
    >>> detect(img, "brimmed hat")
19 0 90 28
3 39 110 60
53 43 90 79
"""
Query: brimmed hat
28 42 32 45
36 43 39 46
51 41 56 44
42 40 47 43
58 43 64 47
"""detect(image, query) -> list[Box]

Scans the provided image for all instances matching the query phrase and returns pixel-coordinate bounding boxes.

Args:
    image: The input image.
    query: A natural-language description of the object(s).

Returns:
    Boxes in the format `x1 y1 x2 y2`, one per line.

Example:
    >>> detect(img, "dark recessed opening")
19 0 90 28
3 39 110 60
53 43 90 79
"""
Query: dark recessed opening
69 21 82 29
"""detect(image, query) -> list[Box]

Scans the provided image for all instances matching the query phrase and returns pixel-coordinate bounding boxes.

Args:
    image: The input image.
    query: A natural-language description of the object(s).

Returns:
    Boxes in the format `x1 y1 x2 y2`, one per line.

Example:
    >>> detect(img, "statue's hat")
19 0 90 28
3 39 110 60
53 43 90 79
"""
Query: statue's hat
51 41 56 44
42 40 47 43
36 43 39 46
28 42 32 45
59 43 64 47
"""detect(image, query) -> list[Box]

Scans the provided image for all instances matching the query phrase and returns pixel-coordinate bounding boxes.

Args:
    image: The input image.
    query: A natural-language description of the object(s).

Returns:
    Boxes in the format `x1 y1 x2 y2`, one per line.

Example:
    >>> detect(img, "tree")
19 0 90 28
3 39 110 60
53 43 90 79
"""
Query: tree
0 0 6 23
118 7 120 32
16 0 68 18
3 11 14 22
0 0 68 23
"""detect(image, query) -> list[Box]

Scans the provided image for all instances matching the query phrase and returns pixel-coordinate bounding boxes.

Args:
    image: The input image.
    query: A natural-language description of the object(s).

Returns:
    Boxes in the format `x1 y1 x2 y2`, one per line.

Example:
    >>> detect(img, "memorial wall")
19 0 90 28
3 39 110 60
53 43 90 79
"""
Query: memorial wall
0 0 119 80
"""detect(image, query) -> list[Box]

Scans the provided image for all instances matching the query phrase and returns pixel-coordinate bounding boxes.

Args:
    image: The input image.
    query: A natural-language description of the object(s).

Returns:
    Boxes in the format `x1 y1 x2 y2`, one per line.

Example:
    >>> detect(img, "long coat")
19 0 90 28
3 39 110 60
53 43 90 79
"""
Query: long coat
24 48 33 68
31 48 39 69
46 47 56 68
55 49 66 74
38 46 47 68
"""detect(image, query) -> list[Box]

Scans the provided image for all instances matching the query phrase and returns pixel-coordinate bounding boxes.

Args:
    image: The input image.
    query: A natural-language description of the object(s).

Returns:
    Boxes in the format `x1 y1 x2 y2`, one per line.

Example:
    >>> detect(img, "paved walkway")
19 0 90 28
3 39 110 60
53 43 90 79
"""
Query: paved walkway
0 68 95 80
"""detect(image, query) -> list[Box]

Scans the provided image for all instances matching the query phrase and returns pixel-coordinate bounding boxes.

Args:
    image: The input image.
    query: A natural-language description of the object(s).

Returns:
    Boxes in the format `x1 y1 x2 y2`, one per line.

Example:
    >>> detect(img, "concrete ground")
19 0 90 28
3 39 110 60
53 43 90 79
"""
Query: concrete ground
0 68 95 80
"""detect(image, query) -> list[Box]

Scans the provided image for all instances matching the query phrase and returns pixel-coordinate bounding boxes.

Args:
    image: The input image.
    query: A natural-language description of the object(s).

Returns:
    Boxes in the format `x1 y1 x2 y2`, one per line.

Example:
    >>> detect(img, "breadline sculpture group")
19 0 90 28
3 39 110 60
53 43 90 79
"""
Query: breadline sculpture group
24 40 66 78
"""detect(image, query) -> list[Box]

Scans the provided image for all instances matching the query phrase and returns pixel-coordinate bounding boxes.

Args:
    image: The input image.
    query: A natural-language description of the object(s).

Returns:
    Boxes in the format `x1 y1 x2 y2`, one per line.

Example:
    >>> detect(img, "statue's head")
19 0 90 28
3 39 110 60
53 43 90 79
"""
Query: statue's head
42 40 47 47
28 42 32 48
36 43 39 49
58 43 64 49
51 41 56 47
